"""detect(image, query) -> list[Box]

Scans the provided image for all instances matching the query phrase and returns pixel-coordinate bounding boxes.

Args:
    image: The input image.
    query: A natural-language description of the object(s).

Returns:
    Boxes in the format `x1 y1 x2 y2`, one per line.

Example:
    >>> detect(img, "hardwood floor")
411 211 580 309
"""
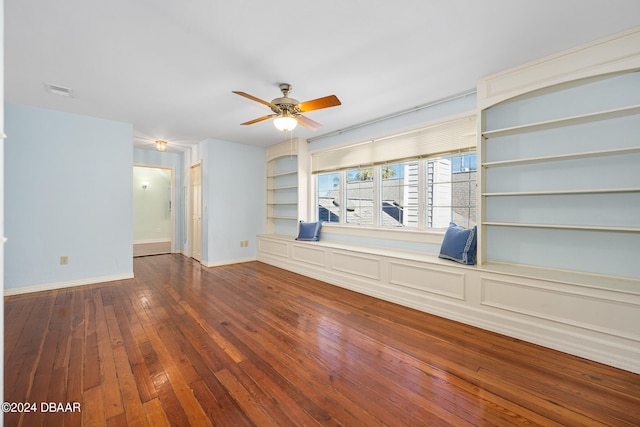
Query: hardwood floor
4 255 640 426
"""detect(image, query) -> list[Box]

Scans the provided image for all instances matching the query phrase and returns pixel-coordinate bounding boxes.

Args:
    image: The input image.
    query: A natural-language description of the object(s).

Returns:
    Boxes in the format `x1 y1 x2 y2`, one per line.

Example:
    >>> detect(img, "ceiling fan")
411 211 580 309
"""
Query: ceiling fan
233 83 341 132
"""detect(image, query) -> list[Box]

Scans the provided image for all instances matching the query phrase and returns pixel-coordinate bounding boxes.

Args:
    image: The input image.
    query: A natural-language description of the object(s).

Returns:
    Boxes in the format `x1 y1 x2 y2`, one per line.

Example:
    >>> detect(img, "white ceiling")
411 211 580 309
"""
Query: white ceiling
5 1 640 152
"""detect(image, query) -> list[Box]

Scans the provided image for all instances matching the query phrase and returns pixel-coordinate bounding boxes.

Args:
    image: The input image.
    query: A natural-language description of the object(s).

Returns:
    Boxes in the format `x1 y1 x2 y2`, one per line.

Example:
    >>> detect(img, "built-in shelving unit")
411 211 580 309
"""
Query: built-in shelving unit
265 138 309 236
481 104 640 139
483 187 640 197
482 146 640 168
479 70 640 279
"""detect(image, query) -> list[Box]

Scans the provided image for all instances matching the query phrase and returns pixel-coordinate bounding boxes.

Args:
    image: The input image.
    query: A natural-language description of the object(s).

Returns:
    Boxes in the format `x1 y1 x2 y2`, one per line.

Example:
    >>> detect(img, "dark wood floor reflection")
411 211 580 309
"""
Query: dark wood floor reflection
5 254 640 426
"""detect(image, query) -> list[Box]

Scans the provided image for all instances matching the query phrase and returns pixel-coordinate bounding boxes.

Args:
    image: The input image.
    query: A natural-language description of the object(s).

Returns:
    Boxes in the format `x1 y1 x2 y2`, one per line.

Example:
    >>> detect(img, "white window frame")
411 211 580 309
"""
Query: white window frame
314 152 476 232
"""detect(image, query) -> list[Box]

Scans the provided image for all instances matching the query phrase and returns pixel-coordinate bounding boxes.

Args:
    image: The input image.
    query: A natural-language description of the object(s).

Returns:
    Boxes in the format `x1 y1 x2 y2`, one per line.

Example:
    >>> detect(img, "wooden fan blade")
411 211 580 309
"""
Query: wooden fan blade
296 115 323 131
233 91 276 108
298 95 341 112
241 114 276 125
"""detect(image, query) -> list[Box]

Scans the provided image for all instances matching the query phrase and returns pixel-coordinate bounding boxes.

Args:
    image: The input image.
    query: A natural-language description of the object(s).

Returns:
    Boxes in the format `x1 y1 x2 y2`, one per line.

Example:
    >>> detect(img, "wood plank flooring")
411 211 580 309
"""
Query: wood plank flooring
4 254 640 426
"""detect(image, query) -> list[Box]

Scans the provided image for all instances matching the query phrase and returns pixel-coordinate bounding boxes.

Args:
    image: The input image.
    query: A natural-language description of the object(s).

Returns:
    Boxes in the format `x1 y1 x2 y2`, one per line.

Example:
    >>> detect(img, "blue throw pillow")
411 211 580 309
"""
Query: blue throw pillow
296 221 322 241
439 222 477 265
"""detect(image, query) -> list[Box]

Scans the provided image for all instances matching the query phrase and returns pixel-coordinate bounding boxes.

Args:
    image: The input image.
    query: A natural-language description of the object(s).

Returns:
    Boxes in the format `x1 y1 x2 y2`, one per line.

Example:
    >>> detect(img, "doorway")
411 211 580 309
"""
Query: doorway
133 165 174 257
190 163 202 262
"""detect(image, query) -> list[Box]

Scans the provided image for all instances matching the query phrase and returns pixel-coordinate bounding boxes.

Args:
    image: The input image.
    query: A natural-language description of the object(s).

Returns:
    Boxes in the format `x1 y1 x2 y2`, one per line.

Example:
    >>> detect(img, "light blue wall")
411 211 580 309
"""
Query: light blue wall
5 103 133 289
133 148 184 250
1 3 5 401
201 138 265 264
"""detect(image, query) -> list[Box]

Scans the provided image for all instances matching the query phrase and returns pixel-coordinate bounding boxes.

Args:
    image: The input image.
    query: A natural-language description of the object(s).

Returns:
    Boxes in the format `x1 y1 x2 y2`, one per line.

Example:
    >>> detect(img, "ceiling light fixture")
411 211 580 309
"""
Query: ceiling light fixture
155 140 167 151
273 114 297 133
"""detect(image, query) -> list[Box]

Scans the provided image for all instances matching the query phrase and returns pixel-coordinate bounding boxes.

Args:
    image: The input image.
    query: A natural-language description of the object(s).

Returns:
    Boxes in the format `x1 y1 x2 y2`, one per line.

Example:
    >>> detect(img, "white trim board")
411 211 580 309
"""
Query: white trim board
203 257 257 268
134 239 171 244
4 273 134 296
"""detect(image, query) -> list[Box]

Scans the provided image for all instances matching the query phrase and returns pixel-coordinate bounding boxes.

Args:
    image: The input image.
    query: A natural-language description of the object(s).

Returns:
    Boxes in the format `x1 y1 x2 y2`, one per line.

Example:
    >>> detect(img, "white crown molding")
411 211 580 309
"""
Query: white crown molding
478 26 640 109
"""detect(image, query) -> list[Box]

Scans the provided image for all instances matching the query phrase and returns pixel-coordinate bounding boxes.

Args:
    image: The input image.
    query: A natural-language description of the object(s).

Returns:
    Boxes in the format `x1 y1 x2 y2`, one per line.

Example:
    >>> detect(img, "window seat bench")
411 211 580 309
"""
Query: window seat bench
257 233 640 374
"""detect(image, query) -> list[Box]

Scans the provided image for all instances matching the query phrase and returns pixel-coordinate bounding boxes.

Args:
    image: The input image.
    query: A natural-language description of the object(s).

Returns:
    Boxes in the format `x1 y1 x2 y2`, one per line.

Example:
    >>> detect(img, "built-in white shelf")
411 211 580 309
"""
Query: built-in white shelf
483 222 640 233
482 104 640 139
265 138 309 236
267 185 298 191
482 146 640 168
268 170 297 178
482 187 640 197
479 62 640 279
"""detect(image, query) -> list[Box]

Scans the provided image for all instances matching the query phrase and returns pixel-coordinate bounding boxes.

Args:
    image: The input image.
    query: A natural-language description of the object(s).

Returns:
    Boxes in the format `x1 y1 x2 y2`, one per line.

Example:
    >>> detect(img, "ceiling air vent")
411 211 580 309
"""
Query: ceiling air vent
44 83 73 97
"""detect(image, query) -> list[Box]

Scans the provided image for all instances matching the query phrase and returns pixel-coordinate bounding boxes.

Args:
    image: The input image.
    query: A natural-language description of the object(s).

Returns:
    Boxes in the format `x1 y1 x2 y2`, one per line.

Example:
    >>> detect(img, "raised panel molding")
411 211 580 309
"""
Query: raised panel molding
480 278 640 341
331 251 381 280
292 244 326 267
258 238 288 258
389 261 465 300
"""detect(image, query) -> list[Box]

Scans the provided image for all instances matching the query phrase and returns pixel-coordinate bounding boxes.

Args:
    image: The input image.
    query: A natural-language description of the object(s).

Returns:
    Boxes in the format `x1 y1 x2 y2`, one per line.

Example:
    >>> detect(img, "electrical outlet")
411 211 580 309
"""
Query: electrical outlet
60 256 69 265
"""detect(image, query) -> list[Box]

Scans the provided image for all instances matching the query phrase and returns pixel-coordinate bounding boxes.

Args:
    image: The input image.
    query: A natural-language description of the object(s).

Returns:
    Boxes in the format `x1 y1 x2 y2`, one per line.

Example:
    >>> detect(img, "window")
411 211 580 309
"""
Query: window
346 168 375 225
380 161 419 228
427 153 477 228
313 114 477 230
316 152 477 230
317 171 340 223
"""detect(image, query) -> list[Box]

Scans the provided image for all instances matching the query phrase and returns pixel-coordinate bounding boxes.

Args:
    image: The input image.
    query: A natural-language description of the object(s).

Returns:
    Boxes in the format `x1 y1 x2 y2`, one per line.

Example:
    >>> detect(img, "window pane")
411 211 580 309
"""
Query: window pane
380 161 419 228
346 168 375 225
427 153 477 228
317 172 340 222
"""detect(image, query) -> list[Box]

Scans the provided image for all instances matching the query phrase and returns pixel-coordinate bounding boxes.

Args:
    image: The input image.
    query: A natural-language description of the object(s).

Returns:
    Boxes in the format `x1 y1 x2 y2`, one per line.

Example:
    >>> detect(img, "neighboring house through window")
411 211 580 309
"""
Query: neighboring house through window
316 153 477 230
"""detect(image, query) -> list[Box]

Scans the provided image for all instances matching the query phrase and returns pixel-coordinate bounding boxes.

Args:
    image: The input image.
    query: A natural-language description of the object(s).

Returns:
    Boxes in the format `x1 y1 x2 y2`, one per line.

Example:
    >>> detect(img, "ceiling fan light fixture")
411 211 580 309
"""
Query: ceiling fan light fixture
155 140 167 151
273 115 297 132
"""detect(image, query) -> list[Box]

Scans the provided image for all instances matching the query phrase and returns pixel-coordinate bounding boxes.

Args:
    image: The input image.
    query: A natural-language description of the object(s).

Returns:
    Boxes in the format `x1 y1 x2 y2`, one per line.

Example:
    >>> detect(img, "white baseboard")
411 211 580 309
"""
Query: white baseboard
203 257 256 268
4 273 135 296
133 239 171 244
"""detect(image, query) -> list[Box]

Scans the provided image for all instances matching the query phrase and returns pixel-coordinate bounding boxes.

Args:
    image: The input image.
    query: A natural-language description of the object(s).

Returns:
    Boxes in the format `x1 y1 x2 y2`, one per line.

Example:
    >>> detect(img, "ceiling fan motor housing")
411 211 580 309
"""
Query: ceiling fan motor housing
271 83 299 115
271 97 299 114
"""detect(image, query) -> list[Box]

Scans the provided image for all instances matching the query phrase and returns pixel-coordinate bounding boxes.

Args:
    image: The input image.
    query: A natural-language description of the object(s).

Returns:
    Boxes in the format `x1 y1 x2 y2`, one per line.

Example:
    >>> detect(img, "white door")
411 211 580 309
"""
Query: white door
190 164 202 262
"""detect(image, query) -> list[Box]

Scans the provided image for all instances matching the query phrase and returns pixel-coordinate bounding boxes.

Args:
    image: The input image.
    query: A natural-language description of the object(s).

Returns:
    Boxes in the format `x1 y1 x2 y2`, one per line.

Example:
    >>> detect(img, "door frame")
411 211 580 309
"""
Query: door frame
188 161 203 262
133 163 176 254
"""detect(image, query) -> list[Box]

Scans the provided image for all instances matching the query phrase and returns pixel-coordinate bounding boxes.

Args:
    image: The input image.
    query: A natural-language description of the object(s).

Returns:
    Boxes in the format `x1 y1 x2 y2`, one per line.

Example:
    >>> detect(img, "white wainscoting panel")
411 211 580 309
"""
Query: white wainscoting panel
292 243 326 267
257 235 640 374
481 278 640 341
258 237 289 258
389 261 466 300
331 251 381 280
